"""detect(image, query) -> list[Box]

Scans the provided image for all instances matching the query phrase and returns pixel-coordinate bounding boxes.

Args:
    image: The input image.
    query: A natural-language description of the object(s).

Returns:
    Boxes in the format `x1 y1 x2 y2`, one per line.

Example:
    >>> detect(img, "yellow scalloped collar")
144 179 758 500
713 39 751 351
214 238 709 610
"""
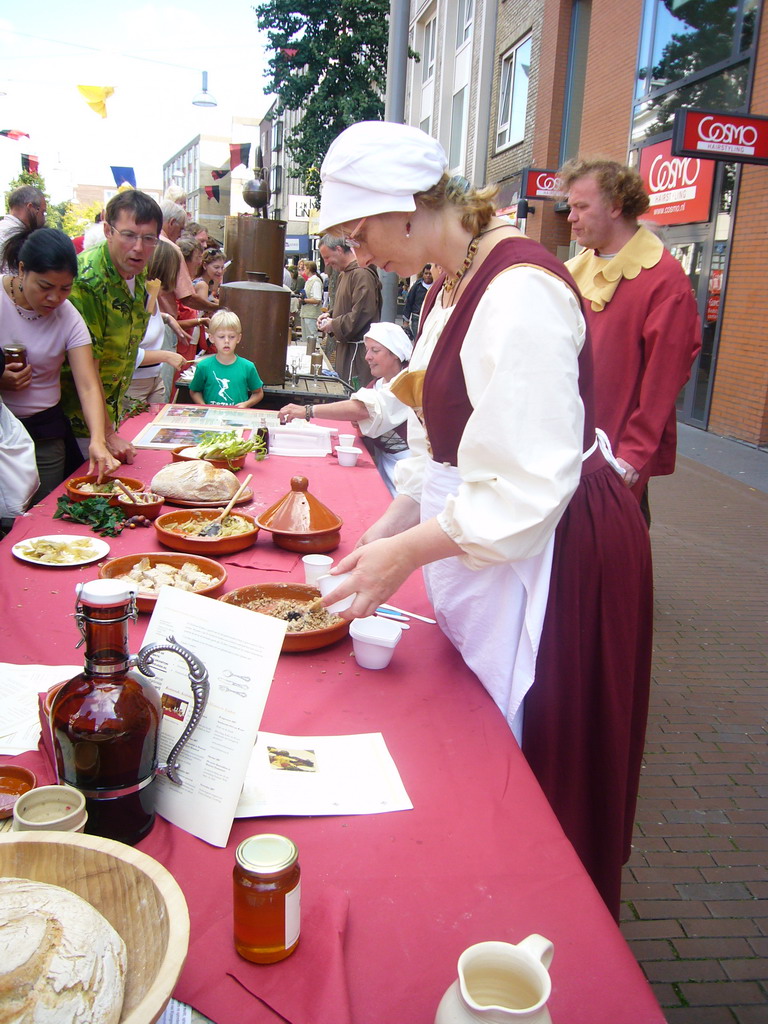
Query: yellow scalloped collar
567 227 664 312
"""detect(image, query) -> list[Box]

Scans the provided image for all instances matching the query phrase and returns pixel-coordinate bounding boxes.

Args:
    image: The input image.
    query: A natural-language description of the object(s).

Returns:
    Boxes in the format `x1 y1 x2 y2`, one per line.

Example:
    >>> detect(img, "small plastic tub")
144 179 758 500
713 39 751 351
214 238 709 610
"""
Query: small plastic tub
12 785 87 833
335 446 362 467
350 615 403 669
338 433 356 448
317 572 355 613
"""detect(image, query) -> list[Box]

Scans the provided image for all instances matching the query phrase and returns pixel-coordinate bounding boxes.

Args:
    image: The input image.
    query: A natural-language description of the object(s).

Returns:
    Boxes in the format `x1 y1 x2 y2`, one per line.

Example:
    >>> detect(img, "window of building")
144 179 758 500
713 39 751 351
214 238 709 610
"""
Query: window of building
496 35 532 151
633 0 758 142
422 16 437 85
560 0 591 165
270 165 283 193
456 0 473 49
272 121 283 151
420 115 431 136
449 86 468 168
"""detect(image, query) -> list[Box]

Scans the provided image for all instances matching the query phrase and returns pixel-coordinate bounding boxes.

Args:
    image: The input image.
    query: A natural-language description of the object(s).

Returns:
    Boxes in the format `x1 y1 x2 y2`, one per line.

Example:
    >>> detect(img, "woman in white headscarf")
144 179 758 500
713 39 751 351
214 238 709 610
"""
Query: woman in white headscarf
280 321 412 495
315 121 653 920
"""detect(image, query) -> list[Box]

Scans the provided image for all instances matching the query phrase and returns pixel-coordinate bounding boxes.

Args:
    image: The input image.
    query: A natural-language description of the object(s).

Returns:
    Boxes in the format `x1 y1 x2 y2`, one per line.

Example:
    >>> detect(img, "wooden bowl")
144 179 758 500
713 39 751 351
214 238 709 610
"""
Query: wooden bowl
115 491 166 521
98 552 227 612
153 509 259 555
0 831 189 1024
65 474 146 506
219 582 349 652
0 764 37 819
171 446 247 471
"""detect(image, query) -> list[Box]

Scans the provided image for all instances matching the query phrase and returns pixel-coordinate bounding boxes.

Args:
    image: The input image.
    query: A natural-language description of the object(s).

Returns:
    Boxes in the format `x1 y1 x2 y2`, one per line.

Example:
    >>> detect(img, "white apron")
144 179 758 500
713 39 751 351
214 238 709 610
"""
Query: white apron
421 459 554 743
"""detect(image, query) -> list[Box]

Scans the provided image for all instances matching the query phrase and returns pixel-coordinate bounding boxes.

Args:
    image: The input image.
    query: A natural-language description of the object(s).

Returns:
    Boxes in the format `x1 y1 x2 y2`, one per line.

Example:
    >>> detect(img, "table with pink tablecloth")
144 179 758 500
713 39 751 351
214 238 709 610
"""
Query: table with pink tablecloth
1 410 664 1024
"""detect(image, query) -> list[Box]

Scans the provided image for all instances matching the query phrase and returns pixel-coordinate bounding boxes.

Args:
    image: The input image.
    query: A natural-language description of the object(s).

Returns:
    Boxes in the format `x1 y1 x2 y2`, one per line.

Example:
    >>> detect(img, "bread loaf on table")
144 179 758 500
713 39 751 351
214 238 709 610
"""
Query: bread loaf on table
0 877 127 1024
151 459 239 503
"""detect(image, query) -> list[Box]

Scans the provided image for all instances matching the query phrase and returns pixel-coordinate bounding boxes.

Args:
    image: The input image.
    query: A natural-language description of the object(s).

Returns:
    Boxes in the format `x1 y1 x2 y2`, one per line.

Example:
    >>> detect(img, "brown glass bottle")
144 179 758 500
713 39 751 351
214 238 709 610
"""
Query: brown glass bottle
50 580 161 845
233 834 301 962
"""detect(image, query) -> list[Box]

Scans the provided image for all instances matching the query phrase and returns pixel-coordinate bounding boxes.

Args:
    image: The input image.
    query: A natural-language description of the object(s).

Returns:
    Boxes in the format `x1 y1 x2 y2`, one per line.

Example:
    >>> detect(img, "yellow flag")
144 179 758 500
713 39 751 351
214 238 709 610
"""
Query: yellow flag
77 85 115 118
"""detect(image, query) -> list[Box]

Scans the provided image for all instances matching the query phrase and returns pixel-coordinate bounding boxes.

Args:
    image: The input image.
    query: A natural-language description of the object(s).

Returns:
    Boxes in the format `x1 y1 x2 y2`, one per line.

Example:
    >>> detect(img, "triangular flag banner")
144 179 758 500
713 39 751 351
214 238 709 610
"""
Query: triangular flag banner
211 168 230 181
204 185 220 202
229 143 251 171
280 48 299 57
21 154 39 175
0 129 30 140
77 85 114 118
111 166 136 188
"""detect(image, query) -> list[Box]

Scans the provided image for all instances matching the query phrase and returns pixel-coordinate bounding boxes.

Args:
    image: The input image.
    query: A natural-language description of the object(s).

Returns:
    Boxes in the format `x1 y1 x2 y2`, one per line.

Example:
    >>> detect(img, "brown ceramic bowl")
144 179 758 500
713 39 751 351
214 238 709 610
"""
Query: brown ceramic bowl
153 509 259 555
219 582 350 652
115 491 166 521
98 552 227 612
0 765 37 819
65 474 146 506
170 446 247 471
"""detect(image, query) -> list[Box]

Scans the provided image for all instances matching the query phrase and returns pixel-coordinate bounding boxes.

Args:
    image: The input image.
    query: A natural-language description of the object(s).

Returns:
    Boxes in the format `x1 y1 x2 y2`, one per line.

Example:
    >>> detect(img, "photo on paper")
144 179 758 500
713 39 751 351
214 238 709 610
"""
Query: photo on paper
161 692 189 723
267 746 318 772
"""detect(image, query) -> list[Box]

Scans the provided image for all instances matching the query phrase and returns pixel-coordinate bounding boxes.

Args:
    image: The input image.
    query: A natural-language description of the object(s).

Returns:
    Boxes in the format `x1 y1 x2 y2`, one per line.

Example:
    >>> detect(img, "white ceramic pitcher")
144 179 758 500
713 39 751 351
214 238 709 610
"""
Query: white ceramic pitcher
434 935 555 1024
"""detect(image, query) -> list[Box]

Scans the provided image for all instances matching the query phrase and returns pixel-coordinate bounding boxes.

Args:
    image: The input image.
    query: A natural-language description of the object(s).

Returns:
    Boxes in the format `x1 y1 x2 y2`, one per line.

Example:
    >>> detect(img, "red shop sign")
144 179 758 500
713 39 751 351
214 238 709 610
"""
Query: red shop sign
521 168 561 200
673 108 768 165
638 138 715 226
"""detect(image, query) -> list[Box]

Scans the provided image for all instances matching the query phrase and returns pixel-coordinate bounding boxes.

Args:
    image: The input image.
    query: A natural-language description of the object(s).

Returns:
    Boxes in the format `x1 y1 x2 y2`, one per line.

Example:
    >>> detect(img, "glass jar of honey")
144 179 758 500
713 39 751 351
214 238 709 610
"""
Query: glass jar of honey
3 344 27 369
233 833 301 963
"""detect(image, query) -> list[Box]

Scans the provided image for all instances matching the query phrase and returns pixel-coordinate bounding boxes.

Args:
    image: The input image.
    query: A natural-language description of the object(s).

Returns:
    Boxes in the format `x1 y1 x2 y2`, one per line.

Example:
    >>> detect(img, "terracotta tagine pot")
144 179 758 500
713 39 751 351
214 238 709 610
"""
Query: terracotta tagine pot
256 476 342 553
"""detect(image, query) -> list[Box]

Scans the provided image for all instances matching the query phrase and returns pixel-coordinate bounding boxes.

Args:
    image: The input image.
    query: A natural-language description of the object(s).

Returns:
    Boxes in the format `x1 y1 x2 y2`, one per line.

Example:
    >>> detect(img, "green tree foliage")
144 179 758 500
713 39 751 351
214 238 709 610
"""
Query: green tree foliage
4 169 49 210
253 0 389 197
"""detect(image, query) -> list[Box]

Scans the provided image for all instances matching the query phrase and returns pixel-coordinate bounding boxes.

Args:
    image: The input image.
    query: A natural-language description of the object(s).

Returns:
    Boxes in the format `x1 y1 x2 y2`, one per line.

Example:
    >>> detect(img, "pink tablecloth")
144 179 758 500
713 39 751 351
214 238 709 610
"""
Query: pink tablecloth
1 410 664 1024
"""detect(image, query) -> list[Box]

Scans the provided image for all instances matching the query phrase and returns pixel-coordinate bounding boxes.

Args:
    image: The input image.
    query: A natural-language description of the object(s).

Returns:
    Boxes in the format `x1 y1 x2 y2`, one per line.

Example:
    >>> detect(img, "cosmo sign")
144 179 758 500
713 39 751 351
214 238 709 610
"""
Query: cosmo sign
638 138 715 225
521 168 561 200
673 108 768 165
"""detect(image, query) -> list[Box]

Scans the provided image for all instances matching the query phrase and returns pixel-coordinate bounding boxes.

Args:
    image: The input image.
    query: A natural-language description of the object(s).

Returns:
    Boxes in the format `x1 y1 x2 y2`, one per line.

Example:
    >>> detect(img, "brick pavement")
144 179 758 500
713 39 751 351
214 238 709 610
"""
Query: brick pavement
620 456 768 1024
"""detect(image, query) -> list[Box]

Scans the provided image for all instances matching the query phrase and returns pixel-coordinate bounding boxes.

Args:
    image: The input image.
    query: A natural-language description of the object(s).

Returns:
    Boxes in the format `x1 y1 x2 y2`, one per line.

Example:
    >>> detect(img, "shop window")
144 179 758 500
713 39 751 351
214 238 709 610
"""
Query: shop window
496 35 531 152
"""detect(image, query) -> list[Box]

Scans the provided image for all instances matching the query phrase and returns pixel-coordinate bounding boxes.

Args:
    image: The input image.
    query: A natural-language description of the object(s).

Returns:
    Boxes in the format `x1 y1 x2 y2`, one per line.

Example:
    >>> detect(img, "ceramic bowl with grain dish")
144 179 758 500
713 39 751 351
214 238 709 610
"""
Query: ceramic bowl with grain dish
98 552 227 612
115 491 166 520
219 582 349 652
153 509 259 555
65 475 146 506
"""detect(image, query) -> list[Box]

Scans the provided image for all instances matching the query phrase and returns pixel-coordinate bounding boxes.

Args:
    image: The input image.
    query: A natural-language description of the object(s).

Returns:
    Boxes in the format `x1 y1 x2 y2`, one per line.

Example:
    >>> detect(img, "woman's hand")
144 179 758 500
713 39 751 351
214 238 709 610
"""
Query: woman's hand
106 432 136 464
279 403 306 423
0 363 32 391
87 441 121 482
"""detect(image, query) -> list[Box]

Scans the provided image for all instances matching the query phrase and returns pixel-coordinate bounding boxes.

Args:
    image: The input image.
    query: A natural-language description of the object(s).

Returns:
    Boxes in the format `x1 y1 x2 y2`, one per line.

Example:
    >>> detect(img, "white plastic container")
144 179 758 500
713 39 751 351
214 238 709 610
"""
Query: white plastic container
350 616 403 669
338 433 356 448
302 553 334 585
317 572 356 613
335 445 362 467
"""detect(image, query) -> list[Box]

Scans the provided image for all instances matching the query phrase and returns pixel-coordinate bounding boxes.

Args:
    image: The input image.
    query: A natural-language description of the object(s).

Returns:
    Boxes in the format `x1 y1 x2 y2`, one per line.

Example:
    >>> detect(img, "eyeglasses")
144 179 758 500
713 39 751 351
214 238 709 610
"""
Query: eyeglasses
341 218 367 249
109 226 160 247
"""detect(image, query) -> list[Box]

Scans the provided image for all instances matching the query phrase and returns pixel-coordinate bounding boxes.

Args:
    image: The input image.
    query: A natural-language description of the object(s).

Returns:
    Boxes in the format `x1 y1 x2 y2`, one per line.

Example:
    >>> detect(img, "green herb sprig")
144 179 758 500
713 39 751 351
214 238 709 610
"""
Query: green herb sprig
197 430 266 464
54 496 127 537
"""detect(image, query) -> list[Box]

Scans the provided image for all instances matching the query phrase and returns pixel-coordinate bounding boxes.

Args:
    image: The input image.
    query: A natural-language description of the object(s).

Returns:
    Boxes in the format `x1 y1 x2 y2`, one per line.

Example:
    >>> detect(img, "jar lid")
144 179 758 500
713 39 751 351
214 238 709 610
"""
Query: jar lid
236 834 298 874
76 579 138 605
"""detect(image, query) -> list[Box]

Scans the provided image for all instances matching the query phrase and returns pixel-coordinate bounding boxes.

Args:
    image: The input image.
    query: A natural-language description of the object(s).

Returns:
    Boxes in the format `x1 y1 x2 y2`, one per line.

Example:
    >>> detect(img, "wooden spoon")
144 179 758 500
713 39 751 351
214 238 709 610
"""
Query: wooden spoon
113 478 142 502
199 473 252 536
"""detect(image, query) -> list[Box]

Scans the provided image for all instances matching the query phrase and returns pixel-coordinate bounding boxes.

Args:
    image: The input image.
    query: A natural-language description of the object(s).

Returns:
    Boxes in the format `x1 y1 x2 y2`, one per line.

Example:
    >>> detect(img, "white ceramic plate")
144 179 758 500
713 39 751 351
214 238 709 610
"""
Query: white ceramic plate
12 534 110 567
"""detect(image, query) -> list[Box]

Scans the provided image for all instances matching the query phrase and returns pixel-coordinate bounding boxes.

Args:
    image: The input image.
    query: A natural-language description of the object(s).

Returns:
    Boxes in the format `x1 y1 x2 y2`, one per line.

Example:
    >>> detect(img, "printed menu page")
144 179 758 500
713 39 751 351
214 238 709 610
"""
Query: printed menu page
141 588 286 846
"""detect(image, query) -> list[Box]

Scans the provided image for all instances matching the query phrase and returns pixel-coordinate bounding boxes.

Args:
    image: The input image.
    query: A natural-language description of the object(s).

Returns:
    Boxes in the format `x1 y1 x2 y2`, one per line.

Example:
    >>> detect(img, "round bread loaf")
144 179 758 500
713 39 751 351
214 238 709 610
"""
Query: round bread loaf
151 459 239 502
0 876 127 1024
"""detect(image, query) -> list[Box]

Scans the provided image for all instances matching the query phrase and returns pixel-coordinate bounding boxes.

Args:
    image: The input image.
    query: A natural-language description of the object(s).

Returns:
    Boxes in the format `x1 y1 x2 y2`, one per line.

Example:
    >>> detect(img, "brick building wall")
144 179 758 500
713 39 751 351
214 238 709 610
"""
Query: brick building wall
708 25 768 445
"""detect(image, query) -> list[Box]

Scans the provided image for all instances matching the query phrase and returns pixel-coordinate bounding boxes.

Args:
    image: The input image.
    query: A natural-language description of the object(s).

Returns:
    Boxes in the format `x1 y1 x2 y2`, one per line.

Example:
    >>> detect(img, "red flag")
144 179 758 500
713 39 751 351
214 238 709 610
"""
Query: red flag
204 185 220 202
21 154 39 174
280 48 299 57
211 168 230 180
0 129 30 140
229 143 251 171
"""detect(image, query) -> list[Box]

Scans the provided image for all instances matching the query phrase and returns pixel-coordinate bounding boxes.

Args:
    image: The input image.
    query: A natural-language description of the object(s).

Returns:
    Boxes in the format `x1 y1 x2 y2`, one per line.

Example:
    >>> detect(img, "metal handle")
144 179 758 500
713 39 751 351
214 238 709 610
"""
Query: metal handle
137 635 209 786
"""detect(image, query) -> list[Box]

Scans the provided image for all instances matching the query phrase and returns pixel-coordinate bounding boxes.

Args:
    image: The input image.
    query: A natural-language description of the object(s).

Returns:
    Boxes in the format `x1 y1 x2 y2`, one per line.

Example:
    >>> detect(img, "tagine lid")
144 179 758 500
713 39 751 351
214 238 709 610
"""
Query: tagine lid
257 476 343 535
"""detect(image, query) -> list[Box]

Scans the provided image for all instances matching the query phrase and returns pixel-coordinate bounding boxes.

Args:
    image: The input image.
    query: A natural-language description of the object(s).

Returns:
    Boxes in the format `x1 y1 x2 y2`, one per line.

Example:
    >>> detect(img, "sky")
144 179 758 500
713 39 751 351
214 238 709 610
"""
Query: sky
0 0 275 204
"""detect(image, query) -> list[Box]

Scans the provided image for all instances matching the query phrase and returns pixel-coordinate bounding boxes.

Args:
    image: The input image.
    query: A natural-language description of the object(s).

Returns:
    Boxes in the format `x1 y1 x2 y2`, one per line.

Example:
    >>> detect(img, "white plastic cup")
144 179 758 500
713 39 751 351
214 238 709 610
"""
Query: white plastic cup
338 433 356 447
336 445 361 467
12 785 88 833
350 616 403 669
317 572 356 613
302 553 334 585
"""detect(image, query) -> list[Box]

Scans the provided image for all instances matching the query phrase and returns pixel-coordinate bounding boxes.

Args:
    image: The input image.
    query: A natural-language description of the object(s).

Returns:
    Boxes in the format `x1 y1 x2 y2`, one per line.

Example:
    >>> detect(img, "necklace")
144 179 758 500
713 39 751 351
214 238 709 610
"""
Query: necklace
442 224 512 297
9 277 42 321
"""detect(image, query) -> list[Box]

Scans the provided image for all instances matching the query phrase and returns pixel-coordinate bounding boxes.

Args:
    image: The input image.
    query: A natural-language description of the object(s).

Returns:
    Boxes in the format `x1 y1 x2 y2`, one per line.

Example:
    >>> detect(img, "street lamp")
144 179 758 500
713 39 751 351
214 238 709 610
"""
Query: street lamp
192 71 217 108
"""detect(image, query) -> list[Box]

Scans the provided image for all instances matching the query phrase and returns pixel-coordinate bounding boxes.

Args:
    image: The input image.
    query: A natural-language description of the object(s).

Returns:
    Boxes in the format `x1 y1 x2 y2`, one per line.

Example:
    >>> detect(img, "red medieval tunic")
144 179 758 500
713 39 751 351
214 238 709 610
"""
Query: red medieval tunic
567 229 702 496
414 238 653 918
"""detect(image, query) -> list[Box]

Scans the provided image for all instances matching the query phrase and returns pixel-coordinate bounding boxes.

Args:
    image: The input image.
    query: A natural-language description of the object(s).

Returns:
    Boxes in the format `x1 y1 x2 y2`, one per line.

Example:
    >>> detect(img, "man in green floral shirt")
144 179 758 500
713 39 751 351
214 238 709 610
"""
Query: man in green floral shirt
61 190 163 462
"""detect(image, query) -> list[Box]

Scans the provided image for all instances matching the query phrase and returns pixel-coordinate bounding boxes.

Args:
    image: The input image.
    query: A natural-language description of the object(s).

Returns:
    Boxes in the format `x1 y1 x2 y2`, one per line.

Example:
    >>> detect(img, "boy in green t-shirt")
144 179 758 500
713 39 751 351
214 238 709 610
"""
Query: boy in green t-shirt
189 310 264 408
